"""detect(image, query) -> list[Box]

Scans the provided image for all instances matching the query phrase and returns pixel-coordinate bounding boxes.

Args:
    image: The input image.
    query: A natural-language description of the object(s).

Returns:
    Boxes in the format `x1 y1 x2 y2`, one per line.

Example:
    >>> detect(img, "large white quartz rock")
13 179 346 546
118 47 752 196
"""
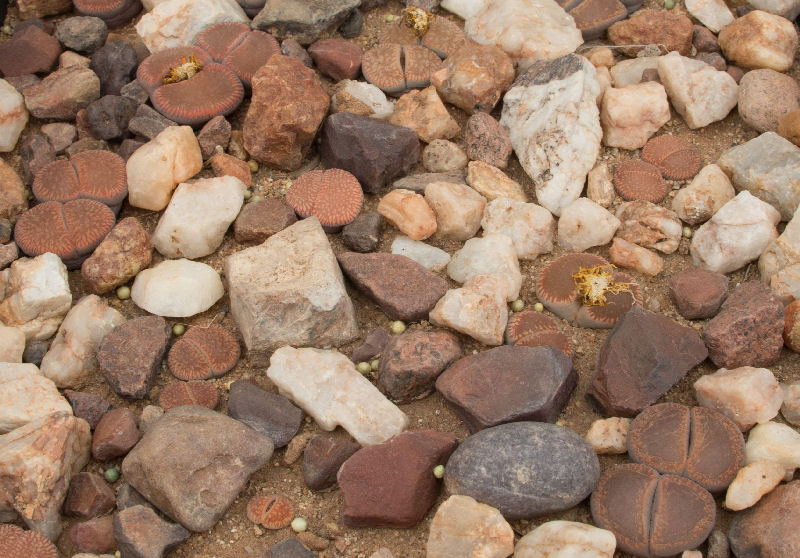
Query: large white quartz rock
480 198 554 260
0 253 71 341
748 0 800 20
694 366 783 430
447 233 521 301
0 324 25 363
725 459 786 511
135 0 249 53
558 198 620 252
424 181 486 241
441 0 488 19
267 346 408 446
0 78 29 152
39 295 125 389
759 204 800 303
600 82 670 149
685 0 735 33
672 164 736 225
515 521 616 558
131 259 224 318
690 191 780 274
426 495 514 558
126 126 203 211
391 236 451 272
658 51 739 129
745 421 800 478
153 176 245 259
500 54 602 216
0 363 72 433
610 57 662 87
430 274 508 345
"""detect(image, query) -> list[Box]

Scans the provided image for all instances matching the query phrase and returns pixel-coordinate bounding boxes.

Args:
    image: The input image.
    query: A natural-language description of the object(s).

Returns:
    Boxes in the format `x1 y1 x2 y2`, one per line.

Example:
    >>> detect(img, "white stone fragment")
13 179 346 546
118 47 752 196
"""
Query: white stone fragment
152 176 245 259
426 495 514 558
725 459 786 511
748 0 800 20
760 204 800 303
39 295 125 389
673 164 736 225
391 236 451 272
587 164 615 208
447 233 521 301
782 382 800 425
514 521 616 558
267 346 408 446
480 198 554 260
681 552 703 558
745 421 800 478
0 324 25 363
558 198 620 252
430 274 509 346
585 417 631 455
610 57 662 87
601 82 671 150
131 259 224 318
685 0 735 33
609 238 664 276
694 366 784 430
331 80 394 119
0 78 29 152
465 161 526 202
441 0 488 19
0 363 72 433
690 191 780 274
424 181 486 241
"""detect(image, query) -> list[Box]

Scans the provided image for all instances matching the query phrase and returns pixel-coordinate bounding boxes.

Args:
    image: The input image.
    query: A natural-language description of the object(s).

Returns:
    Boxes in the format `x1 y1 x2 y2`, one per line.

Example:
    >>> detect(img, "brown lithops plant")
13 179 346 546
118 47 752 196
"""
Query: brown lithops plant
505 310 559 344
167 325 240 381
536 253 608 321
420 16 467 58
286 169 364 232
195 22 280 89
0 524 58 558
362 44 443 95
516 330 575 358
159 380 219 411
246 494 293 529
195 22 252 60
642 135 702 180
614 159 668 202
73 0 142 27
404 45 443 89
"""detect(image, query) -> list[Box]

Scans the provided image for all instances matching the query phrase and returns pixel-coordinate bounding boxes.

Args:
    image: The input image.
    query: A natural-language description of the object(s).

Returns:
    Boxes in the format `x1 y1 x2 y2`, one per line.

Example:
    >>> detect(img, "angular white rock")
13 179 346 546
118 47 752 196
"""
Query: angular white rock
0 78 29 152
694 366 783 430
430 274 509 346
782 382 800 425
0 253 72 341
745 421 800 478
610 56 662 87
501 54 602 216
725 459 786 511
267 346 408 446
558 198 620 252
615 201 682 254
690 191 780 274
135 0 249 53
658 51 739 129
480 198 554 260
391 236 451 272
447 233 521 301
748 0 800 19
39 295 125 389
441 0 488 19
673 164 736 225
0 324 25 363
601 82 671 150
465 161 526 202
126 125 203 211
514 521 616 558
0 363 73 433
424 181 486 241
332 80 394 119
426 495 514 558
153 176 245 259
131 259 224 318
585 417 631 455
587 164 615 208
609 238 664 276
685 0 735 33
759 204 800 303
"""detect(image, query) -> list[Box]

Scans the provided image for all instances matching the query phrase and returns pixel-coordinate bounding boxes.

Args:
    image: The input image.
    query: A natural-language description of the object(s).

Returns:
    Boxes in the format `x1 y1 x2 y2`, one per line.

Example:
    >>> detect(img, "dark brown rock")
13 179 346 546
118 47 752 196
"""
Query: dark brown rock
280 38 313 68
68 514 115 554
668 267 729 319
703 281 784 368
378 330 462 404
67 137 109 157
350 328 390 364
115 483 152 512
727 65 745 84
85 94 136 141
4 74 41 93
63 472 116 518
81 217 154 295
308 38 362 81
640 68 661 83
338 429 457 528
63 390 112 429
113 505 190 558
97 315 170 399
92 407 141 461
227 380 303 448
0 25 61 77
20 133 55 186
303 434 361 491
197 115 232 160
568 0 627 41
210 153 252 187
264 538 317 558
586 306 708 417
696 51 727 72
337 252 447 322
728 480 800 558
118 138 144 161
233 198 297 244
90 40 139 96
607 8 694 57
127 103 177 140
436 345 576 432
464 112 513 169
341 212 382 253
693 24 719 53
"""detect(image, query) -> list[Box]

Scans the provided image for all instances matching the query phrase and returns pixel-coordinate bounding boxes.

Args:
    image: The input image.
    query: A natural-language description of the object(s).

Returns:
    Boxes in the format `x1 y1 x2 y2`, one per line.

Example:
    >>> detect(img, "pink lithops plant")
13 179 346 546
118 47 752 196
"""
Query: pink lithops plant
614 159 669 203
73 0 142 27
167 325 240 381
642 135 702 180
286 169 364 232
0 524 58 558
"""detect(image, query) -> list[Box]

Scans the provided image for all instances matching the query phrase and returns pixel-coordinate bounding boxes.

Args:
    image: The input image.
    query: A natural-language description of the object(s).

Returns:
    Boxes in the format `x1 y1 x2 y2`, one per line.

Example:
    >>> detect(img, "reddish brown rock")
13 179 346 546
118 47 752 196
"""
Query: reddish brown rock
378 330 462 404
303 434 361 491
342 212 382 252
607 8 694 57
209 153 252 187
0 25 61 77
350 328 390 364
243 55 330 171
233 198 297 243
308 38 362 81
338 429 458 528
196 115 232 160
729 480 800 558
68 514 115 554
92 407 141 461
227 379 303 448
18 0 73 19
784 299 800 352
22 64 101 120
693 24 719 53
464 112 513 169
63 472 116 518
81 217 153 294
20 132 55 186
0 159 29 223
113 505 190 558
63 390 112 430
668 267 729 319
702 281 784 369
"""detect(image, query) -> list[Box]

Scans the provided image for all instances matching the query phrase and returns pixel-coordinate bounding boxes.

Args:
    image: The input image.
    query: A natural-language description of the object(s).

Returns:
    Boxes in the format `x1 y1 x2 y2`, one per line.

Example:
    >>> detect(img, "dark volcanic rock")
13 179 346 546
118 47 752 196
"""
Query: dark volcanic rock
85 94 136 140
90 40 139 96
342 212 382 253
264 538 318 558
227 380 303 448
303 434 361 491
114 505 190 558
668 267 729 320
54 16 108 53
251 0 360 45
728 480 800 558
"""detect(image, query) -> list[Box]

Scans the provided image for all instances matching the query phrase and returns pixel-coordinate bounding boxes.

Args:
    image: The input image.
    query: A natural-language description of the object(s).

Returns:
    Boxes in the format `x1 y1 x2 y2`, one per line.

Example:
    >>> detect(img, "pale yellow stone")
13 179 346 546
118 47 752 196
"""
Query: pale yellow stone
426 495 514 558
466 161 526 202
725 459 785 510
377 189 437 241
424 181 486 241
585 417 631 455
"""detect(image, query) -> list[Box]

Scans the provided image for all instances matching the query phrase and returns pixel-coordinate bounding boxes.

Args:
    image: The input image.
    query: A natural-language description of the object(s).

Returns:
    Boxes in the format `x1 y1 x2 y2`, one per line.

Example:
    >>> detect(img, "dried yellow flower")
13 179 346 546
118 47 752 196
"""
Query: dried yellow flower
403 6 431 37
163 54 203 84
572 265 633 306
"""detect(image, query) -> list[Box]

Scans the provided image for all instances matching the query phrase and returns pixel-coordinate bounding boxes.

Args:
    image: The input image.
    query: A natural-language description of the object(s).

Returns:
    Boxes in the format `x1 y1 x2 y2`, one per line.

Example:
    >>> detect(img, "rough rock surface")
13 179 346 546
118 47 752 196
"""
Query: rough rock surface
728 480 800 558
426 495 514 558
0 363 73 433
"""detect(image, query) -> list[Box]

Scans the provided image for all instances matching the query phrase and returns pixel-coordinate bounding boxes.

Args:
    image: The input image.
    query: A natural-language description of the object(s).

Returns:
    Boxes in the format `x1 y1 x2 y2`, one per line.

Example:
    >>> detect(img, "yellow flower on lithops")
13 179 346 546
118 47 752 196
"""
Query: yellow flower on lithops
572 265 633 307
403 6 431 37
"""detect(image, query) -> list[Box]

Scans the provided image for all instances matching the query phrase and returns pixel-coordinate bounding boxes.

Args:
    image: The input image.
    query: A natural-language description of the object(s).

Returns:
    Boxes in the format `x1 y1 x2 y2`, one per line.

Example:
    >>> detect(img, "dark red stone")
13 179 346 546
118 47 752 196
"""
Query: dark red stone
668 267 729 320
63 390 112 429
308 38 362 81
464 112 513 169
302 434 361 491
0 25 61 77
233 198 297 243
63 472 116 518
92 407 141 461
69 515 116 554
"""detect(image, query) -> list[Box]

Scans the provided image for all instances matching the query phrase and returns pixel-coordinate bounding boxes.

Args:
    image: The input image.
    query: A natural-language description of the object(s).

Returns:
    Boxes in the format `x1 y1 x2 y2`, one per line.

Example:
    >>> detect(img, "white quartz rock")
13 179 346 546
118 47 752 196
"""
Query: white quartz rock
601 82 671 150
39 295 125 389
725 459 786 511
0 324 25 363
748 0 800 19
558 198 620 252
153 176 245 259
426 495 514 558
673 164 736 225
610 56 662 87
267 346 408 446
694 366 784 430
587 163 615 208
690 191 780 274
745 421 800 478
441 0 488 19
0 78 29 152
447 233 521 301
424 181 486 241
391 236 451 272
0 363 73 433
760 204 800 303
685 0 735 33
430 274 508 346
781 382 800 425
515 521 616 558
131 259 224 318
585 417 631 455
480 198 554 260
332 80 394 119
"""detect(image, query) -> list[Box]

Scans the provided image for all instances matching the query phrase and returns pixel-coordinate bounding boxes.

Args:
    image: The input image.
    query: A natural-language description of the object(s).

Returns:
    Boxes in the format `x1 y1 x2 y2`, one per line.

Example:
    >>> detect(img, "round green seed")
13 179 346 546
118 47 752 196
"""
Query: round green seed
248 160 259 173
510 299 524 312
104 468 120 483
385 14 396 22
391 320 406 334
664 0 675 8
682 226 692 238
250 195 264 203
433 464 445 479
116 286 131 300
357 362 372 374
370 359 380 371
172 323 186 336
2 25 11 35
533 302 544 313
291 517 308 533
243 189 252 200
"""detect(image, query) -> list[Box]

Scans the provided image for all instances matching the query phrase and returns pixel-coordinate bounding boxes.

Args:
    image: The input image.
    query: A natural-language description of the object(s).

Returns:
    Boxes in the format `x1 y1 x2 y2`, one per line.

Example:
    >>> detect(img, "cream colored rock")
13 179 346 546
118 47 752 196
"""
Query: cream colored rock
426 495 514 558
59 51 90 69
587 164 615 208
0 253 71 341
331 80 394 119
267 346 408 446
441 0 488 19
745 421 800 478
131 259 224 318
126 126 203 211
694 366 783 430
685 0 734 33
782 382 800 424
0 78 29 152
749 0 800 19
377 189 437 241
725 459 785 510
447 234 521 301
610 57 662 87
480 198 554 260
718 10 798 72
425 181 486 241
389 86 460 143
558 198 620 252
430 274 508 345
515 521 616 558
615 201 682 254
0 363 72 433
423 140 469 173
39 295 125 389
595 66 612 106
0 324 25 363
466 161 527 202
681 552 703 558
609 238 664 276
673 164 736 225
587 47 615 68
601 82 671 150
759 204 800 303
391 236 451 272
585 417 630 455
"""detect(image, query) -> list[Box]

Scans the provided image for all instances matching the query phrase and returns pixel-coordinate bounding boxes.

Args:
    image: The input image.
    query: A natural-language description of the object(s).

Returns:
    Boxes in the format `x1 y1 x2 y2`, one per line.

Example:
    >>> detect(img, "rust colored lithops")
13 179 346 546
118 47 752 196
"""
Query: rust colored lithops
195 22 280 88
642 135 702 180
136 46 212 94
613 159 668 203
167 325 240 381
515 330 575 358
246 494 294 529
286 169 364 232
362 43 443 95
158 380 219 411
535 253 608 321
0 524 58 558
505 310 559 344
73 0 143 27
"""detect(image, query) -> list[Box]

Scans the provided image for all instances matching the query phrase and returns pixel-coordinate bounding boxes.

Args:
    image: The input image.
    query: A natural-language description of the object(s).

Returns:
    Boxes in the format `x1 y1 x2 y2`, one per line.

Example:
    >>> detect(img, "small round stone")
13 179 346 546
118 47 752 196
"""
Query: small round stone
682 226 692 238
510 299 524 312
116 286 130 300
291 517 308 533
246 494 293 529
433 464 445 479
357 362 372 374
664 0 675 8
172 323 185 336
243 189 252 200
534 302 544 312
248 160 258 173
104 468 120 483
391 320 407 334
370 359 380 371
250 195 264 203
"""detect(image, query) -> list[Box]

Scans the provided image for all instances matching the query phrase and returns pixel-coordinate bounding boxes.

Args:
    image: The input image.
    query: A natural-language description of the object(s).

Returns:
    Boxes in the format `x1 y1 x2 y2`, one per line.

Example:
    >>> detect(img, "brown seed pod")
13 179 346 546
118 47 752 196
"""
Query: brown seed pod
536 253 608 321
614 159 668 203
286 169 364 232
73 0 142 27
642 135 702 180
505 310 559 344
158 380 219 411
0 524 58 558
515 330 575 358
167 325 240 381
246 494 294 529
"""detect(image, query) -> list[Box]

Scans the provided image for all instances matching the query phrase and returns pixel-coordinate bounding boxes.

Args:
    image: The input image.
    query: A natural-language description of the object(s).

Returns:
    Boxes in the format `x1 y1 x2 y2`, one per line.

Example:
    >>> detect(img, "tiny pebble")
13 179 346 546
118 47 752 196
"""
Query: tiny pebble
116 286 131 300
433 464 445 479
510 299 524 312
250 195 264 203
370 359 380 371
533 302 544 312
291 517 308 533
104 467 120 483
664 0 675 7
243 190 252 200
390 320 406 334
115 552 121 558
172 323 185 336
357 361 372 374
214 145 225 155
386 15 396 22
2 26 11 35
248 160 259 173
682 226 692 238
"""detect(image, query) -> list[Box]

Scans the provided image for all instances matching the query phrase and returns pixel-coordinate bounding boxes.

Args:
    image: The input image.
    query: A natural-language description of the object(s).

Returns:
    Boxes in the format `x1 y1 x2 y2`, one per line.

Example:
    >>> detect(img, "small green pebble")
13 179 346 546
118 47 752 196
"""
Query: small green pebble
104 468 120 483
357 362 372 374
2 25 11 35
385 14 396 22
115 552 121 558
291 517 308 533
172 323 186 336
533 302 544 313
116 286 131 300
248 160 259 173
433 465 445 479
250 194 264 203
370 359 380 371
243 189 252 200
510 299 524 312
390 320 406 334
664 0 674 8
682 226 692 238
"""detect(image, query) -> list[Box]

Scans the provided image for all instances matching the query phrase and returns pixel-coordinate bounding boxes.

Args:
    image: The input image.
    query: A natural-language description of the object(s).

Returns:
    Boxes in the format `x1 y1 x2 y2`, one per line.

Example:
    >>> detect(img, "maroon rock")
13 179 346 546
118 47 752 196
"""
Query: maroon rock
280 38 313 68
303 434 361 491
20 133 55 185
464 112 513 169
703 281 784 369
729 480 800 558
69 515 116 554
0 25 61 77
63 390 112 429
436 345 576 432
97 316 170 399
350 328 390 364
586 306 708 417
118 138 145 161
308 38 362 81
196 115 232 160
342 212 382 253
668 267 729 320
113 505 190 558
227 380 303 448
693 24 719 53
378 330 462 404
607 8 694 57
338 429 458 528
90 40 139 96
210 153 252 187
63 472 116 518
696 51 727 71
233 198 297 243
337 252 447 322
92 407 141 461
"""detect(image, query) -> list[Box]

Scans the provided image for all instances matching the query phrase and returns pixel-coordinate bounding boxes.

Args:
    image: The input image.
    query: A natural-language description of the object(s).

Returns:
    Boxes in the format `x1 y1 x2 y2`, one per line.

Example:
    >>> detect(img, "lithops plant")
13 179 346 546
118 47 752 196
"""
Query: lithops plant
642 135 702 180
0 524 58 558
167 325 240 380
614 159 668 203
73 0 142 27
286 168 364 232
